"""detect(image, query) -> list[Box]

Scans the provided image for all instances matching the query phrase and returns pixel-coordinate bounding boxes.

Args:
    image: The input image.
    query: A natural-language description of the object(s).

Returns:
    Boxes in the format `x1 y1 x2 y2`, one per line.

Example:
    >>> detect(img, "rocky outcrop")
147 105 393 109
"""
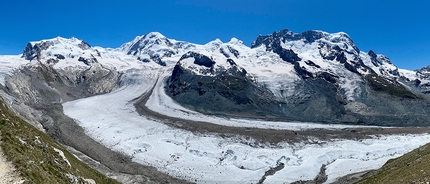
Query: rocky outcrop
165 29 430 126
180 52 215 68
9 29 430 128
5 62 120 107
22 41 54 60
120 32 194 66
78 56 98 66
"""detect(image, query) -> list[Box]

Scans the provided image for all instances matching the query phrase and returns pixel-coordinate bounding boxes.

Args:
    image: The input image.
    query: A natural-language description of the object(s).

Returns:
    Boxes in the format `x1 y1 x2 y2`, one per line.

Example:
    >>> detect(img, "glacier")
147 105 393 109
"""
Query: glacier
2 29 430 183
62 66 430 183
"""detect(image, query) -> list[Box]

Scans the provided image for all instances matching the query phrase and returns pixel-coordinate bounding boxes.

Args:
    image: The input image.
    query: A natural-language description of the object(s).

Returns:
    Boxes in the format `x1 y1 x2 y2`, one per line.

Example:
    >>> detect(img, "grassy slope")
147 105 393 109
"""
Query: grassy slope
357 142 430 183
0 100 120 184
365 73 421 99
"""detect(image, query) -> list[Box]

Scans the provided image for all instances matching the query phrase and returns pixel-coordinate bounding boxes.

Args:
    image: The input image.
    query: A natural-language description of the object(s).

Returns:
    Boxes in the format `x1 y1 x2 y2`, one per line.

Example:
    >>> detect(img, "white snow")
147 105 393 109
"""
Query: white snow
0 55 29 85
63 67 430 183
280 34 365 100
1 33 430 183
147 70 380 131
398 68 419 81
360 51 399 78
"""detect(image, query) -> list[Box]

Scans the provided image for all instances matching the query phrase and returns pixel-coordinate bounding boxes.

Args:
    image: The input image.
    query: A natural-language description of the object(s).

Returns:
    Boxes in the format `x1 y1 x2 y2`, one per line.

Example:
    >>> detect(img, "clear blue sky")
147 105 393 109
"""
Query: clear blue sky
1 0 429 70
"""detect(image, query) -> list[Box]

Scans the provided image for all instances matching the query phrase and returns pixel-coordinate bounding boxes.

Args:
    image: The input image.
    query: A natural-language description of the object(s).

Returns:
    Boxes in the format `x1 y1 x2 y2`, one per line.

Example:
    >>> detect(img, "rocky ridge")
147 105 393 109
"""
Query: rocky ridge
4 29 430 128
162 29 430 126
1 29 430 183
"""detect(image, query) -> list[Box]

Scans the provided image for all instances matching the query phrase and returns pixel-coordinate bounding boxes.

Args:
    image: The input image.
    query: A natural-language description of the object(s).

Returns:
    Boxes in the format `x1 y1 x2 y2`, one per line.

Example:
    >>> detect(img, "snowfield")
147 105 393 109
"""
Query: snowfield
0 55 29 85
63 67 430 183
2 33 430 183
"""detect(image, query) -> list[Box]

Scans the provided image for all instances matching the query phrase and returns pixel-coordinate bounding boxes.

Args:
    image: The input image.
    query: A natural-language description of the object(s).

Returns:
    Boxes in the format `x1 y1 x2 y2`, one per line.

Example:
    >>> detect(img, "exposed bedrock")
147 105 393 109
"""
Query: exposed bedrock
166 58 430 127
2 63 189 183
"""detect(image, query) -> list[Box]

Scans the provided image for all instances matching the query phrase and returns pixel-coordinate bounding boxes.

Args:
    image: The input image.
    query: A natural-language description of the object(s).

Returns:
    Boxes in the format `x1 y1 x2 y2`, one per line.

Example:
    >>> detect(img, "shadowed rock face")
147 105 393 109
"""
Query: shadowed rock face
10 29 430 128
166 59 430 126
180 52 215 68
168 57 282 119
4 36 193 183
5 63 120 128
165 29 430 127
22 41 54 60
22 39 91 61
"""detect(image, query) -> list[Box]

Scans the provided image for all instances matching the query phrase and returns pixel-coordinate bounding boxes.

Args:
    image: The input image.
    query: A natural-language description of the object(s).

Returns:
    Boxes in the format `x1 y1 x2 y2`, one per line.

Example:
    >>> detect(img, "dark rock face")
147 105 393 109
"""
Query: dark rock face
219 48 230 58
54 54 65 60
46 58 59 64
150 56 167 66
137 57 151 63
165 29 430 126
166 63 362 123
304 60 321 68
251 30 301 64
78 56 98 66
227 46 240 58
78 41 91 50
251 29 368 80
252 29 357 51
276 46 301 64
368 50 393 68
180 52 215 68
294 62 313 78
167 63 283 118
22 41 54 60
167 60 430 126
6 62 120 111
124 33 190 66
400 66 430 96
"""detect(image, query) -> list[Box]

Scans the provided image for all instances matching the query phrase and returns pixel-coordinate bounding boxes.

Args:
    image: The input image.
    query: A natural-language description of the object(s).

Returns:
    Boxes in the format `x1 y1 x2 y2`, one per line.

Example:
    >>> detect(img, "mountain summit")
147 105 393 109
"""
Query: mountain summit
2 28 430 183
7 28 430 126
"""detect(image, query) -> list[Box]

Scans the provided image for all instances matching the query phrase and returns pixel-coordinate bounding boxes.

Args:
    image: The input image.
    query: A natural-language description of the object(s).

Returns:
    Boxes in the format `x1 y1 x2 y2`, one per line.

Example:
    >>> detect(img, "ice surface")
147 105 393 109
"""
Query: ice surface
63 66 430 183
147 70 381 131
0 55 30 85
2 34 430 183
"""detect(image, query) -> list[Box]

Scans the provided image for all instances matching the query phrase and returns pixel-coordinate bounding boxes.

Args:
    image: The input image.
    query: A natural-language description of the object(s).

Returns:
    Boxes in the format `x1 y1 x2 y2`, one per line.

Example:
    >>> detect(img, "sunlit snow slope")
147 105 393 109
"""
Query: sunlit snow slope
2 29 430 183
63 68 430 183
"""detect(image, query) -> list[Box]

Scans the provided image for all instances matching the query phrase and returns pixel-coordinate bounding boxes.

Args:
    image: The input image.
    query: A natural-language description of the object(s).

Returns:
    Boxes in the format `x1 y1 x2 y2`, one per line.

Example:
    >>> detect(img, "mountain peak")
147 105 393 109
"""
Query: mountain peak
205 38 223 51
23 37 91 60
120 32 174 56
228 37 244 46
144 32 166 39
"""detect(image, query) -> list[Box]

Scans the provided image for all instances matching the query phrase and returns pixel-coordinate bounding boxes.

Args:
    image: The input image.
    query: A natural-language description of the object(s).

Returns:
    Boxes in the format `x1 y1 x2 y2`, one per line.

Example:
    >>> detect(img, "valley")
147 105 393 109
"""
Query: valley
63 68 430 183
1 29 430 183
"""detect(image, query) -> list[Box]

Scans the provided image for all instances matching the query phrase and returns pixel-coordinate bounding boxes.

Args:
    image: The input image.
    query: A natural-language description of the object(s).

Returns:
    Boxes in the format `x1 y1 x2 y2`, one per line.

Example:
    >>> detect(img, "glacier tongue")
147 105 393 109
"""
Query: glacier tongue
3 28 430 183
63 67 430 183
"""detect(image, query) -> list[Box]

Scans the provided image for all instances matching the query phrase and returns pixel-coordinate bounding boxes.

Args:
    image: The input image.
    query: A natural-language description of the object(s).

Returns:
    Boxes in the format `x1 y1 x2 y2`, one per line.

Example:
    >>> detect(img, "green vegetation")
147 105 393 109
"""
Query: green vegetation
365 74 421 99
357 142 430 183
0 99 119 184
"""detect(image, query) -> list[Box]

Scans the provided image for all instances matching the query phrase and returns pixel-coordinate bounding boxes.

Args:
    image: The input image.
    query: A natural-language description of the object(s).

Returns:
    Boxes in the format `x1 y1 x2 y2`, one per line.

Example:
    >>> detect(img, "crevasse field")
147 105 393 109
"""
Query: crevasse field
63 67 430 183
2 34 429 183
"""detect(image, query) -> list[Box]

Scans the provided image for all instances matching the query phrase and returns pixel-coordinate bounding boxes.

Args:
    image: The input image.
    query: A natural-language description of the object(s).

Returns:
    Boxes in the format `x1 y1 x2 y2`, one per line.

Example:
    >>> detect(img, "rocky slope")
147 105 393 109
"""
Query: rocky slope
0 37 189 183
3 29 430 130
1 28 430 183
357 141 430 183
163 29 430 126
0 97 119 183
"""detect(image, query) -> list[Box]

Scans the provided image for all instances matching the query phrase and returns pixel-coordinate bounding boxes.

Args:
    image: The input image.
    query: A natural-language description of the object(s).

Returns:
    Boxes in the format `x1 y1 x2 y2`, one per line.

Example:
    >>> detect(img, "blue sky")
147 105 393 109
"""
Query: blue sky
1 0 429 69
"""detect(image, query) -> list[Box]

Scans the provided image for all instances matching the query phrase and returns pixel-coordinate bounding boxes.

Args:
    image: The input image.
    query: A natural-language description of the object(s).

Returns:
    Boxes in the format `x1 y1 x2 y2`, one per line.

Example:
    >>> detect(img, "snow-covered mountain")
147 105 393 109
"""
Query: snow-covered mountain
4 29 430 126
2 29 430 183
3 28 430 127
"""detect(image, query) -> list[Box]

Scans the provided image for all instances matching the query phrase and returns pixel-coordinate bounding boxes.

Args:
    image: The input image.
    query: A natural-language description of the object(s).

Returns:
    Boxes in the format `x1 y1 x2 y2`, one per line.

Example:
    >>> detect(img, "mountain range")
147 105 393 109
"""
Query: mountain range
13 29 430 126
1 28 430 183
